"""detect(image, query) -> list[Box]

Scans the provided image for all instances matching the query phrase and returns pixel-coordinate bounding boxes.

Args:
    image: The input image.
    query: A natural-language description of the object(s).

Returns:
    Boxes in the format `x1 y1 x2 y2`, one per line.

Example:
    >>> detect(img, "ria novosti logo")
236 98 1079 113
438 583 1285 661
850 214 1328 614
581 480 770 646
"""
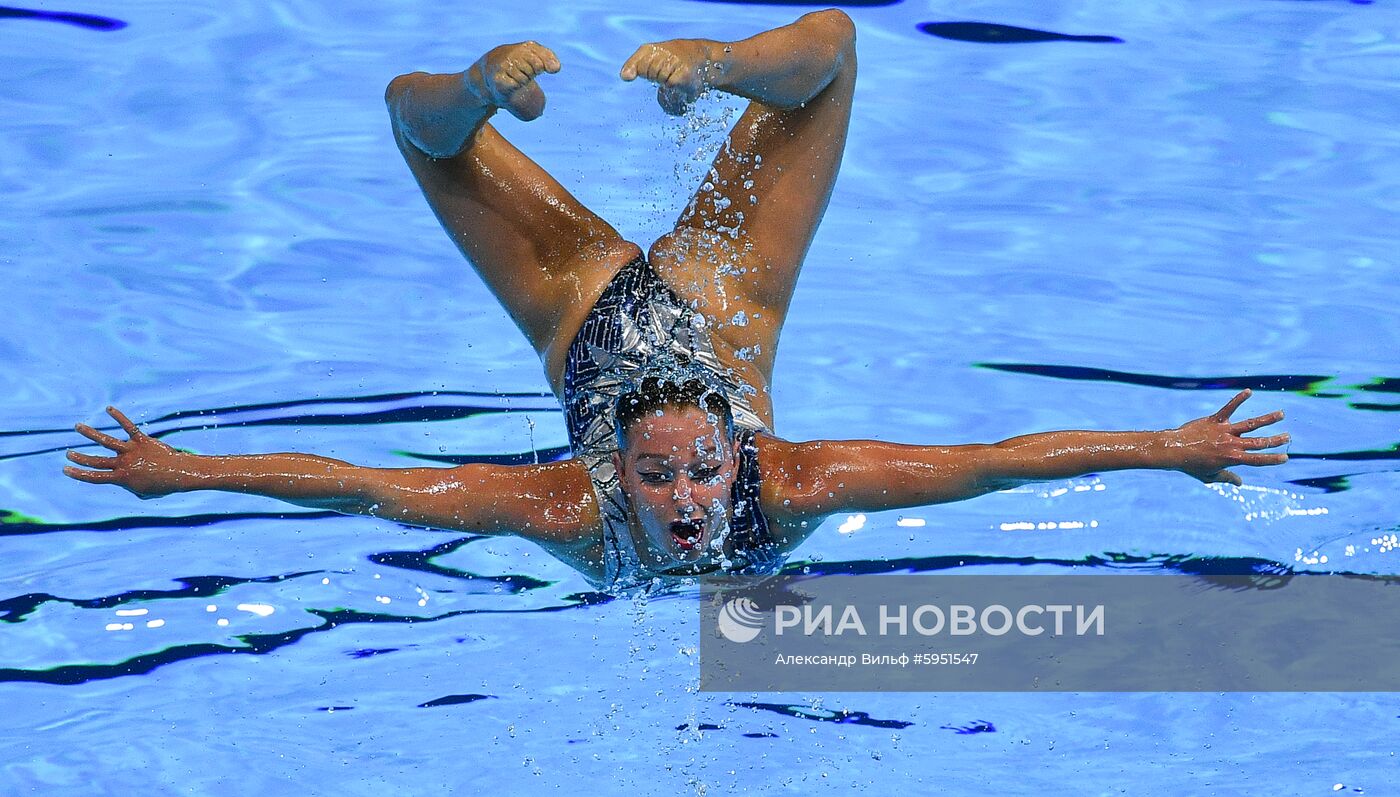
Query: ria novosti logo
716 597 765 643
716 597 1107 643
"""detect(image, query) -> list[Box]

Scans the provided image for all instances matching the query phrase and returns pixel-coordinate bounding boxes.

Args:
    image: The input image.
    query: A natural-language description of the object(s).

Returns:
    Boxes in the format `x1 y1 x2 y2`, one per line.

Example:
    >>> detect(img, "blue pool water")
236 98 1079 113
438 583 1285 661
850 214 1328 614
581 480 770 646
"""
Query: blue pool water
3 0 1398 793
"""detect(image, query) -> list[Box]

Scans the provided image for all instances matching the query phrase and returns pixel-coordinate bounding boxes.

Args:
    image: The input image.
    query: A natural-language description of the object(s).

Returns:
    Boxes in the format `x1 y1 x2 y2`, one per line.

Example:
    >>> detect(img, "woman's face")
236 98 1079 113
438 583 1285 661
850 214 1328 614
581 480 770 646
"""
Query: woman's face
613 404 740 569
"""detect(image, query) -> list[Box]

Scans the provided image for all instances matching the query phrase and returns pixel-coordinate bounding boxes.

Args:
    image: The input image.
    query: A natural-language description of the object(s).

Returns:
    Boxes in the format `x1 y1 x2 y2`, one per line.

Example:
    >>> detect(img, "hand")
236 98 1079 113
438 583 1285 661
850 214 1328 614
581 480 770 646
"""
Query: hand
1164 389 1289 486
469 41 561 122
64 406 187 499
620 39 721 115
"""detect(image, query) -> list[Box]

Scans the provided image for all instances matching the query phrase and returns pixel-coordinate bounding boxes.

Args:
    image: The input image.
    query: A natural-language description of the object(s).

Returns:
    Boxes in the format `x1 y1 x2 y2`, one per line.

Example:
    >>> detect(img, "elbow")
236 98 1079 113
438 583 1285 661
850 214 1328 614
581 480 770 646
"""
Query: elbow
969 442 1023 493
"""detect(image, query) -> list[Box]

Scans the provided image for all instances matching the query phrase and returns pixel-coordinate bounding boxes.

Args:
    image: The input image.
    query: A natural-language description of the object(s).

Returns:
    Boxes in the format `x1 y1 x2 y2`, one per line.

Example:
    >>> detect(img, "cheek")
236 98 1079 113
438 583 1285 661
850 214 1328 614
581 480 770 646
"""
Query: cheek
698 480 733 507
631 490 669 516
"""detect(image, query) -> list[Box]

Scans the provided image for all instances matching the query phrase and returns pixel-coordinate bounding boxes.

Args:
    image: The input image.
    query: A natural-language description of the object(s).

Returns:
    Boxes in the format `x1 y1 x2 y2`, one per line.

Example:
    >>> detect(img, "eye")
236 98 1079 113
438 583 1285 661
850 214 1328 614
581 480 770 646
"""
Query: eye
692 467 721 483
639 472 671 485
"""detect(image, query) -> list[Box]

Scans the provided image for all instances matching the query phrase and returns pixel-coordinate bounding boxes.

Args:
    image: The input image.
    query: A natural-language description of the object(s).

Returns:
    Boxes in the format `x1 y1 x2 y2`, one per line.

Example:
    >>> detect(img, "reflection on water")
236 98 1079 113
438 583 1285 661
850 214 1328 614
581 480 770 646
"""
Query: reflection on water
0 6 126 31
918 21 1123 45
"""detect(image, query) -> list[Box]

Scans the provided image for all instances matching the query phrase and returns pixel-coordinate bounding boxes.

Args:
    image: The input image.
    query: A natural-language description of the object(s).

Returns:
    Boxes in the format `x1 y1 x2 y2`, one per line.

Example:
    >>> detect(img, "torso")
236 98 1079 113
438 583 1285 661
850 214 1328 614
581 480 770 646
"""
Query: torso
554 255 790 591
541 242 780 428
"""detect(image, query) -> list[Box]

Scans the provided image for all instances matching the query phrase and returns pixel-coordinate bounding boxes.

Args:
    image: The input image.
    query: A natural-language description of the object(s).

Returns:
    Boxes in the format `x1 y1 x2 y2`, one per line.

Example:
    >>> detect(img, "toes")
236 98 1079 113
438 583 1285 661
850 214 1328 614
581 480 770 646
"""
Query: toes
523 43 561 74
661 58 687 86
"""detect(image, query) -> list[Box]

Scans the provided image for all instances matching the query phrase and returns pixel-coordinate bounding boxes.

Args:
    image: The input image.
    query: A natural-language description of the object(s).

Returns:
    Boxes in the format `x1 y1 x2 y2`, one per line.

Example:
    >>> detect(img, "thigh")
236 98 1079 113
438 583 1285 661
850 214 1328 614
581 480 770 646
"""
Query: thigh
396 122 641 385
649 44 856 380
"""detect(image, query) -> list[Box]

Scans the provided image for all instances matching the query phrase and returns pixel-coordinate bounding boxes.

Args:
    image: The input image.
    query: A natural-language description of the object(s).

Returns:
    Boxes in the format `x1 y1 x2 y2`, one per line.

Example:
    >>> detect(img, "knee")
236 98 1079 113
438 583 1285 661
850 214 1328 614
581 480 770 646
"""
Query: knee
647 229 696 268
807 9 856 52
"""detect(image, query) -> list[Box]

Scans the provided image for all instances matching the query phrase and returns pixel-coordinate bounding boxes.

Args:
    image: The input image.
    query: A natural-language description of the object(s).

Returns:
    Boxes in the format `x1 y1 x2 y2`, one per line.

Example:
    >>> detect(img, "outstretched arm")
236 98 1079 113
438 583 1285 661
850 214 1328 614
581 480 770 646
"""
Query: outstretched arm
63 407 593 540
770 390 1289 522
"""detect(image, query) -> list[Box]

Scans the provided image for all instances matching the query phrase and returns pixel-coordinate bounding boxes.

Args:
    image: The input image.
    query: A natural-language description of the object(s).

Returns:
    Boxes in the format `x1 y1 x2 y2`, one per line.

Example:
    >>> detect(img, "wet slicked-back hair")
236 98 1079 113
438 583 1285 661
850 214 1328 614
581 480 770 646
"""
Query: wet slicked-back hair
614 376 735 449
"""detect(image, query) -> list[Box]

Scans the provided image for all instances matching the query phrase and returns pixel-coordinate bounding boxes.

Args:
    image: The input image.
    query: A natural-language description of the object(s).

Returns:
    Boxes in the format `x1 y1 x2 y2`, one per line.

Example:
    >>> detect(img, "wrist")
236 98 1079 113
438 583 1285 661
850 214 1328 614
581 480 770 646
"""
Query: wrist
1150 428 1188 471
161 449 206 493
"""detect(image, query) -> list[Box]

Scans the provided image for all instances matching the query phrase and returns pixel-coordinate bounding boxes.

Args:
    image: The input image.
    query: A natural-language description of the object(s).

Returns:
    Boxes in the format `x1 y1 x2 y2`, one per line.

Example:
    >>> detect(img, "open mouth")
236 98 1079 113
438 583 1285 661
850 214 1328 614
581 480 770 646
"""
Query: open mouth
669 519 704 551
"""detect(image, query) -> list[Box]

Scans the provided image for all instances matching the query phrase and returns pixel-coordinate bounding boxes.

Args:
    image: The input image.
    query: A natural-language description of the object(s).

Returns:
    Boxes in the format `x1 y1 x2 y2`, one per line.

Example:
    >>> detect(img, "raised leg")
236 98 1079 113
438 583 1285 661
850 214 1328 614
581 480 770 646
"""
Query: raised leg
630 11 857 420
387 43 640 394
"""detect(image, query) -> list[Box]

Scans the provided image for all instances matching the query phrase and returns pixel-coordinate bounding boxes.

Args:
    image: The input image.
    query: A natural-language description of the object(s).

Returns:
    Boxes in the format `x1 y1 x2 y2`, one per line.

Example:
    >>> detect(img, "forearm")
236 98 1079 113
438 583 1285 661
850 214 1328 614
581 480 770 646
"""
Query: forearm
709 10 854 108
163 451 381 513
982 429 1170 487
834 431 1168 511
790 429 1173 517
385 68 494 159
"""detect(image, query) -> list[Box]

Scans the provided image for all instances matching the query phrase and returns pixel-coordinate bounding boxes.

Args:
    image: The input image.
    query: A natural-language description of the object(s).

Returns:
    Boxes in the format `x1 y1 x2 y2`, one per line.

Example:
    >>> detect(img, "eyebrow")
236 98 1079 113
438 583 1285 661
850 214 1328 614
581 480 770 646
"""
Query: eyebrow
634 454 722 466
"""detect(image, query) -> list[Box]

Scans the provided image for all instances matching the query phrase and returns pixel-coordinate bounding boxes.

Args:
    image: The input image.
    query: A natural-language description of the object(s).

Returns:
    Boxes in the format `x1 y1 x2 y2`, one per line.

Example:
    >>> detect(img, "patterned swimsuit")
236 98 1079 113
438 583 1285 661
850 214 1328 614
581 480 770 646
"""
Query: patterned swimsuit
561 256 786 591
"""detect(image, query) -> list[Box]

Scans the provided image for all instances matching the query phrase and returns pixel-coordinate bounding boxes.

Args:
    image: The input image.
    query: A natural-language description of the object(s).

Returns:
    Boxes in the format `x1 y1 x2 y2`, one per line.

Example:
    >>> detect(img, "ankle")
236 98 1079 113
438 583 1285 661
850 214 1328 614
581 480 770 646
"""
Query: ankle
462 59 499 109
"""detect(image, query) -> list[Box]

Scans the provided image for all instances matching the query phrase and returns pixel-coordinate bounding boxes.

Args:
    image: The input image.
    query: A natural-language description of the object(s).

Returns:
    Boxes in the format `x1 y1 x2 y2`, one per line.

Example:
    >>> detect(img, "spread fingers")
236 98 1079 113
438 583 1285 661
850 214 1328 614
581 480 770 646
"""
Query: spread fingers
1242 432 1290 450
67 450 117 469
75 422 128 451
1232 410 1284 434
1211 389 1252 422
106 406 143 437
63 465 115 484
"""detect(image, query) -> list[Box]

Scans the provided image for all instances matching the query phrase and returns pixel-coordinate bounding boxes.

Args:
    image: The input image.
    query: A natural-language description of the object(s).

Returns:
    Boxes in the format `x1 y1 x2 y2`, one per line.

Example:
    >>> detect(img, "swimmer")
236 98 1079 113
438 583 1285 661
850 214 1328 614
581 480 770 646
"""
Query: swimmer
63 10 1289 590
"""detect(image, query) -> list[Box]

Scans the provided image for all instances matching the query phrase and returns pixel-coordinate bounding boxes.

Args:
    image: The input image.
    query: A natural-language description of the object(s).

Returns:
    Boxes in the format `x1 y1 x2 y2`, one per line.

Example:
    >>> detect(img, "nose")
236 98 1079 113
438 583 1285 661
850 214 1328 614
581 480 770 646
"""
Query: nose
672 475 694 504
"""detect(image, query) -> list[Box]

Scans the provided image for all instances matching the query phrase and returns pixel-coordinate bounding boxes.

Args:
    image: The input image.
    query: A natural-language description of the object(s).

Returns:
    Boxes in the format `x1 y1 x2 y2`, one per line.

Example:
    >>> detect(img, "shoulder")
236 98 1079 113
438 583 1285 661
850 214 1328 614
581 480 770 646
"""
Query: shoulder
751 434 842 539
461 459 602 547
752 434 846 488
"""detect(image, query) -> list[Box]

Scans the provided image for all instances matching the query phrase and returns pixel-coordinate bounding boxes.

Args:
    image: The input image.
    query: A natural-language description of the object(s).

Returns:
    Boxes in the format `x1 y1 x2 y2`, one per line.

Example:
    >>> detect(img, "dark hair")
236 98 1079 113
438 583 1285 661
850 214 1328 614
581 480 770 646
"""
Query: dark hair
614 376 735 449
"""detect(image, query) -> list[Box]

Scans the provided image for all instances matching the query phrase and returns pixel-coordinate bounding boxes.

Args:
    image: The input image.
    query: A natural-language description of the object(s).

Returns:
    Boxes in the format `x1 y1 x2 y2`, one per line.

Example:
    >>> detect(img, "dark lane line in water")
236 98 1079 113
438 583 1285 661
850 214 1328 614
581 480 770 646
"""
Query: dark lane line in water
941 720 997 734
786 551 1301 578
977 362 1331 393
918 21 1123 44
7 551 1375 685
419 694 494 708
5 393 562 466
3 401 561 462
1289 474 1353 493
0 6 125 30
368 537 554 592
1 534 559 624
1352 402 1400 412
398 445 572 466
0 508 341 538
349 647 399 659
1289 445 1400 462
0 389 557 439
0 571 321 624
0 601 597 686
135 405 537 435
729 702 913 729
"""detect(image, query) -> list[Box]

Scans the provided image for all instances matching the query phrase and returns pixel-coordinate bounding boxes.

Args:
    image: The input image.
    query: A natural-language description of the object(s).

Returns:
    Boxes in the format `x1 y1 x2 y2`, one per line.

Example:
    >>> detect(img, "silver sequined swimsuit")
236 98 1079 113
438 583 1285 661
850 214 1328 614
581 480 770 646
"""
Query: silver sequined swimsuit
561 256 786 591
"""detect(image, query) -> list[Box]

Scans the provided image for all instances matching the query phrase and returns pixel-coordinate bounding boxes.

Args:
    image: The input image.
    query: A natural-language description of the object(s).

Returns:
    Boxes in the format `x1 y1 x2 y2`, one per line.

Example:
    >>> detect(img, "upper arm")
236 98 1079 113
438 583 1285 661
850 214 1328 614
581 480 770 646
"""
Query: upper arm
358 460 596 544
764 438 1007 523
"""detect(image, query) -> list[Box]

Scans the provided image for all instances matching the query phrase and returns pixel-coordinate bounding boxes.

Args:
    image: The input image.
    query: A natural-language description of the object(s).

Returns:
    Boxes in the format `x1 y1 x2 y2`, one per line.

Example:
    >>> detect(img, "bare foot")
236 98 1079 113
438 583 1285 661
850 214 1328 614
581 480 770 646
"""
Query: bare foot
468 41 561 122
620 39 723 115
